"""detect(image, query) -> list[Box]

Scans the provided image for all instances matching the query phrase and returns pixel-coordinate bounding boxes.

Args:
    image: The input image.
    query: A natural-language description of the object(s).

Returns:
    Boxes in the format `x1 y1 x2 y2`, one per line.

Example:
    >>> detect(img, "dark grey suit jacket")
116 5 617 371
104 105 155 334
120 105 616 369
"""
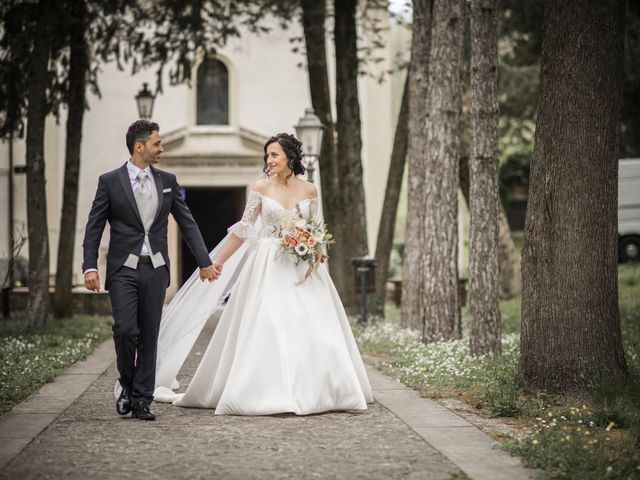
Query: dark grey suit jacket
82 163 212 290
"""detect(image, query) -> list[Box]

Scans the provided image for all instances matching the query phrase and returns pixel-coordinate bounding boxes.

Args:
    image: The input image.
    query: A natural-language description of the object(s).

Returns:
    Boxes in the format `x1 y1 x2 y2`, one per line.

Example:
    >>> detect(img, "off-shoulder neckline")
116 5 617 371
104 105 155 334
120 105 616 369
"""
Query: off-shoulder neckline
250 191 317 212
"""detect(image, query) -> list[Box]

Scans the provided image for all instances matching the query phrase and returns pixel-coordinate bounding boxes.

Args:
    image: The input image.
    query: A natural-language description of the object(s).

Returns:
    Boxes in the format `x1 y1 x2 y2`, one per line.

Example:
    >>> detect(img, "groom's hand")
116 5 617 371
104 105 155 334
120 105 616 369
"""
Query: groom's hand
84 272 101 292
199 265 218 282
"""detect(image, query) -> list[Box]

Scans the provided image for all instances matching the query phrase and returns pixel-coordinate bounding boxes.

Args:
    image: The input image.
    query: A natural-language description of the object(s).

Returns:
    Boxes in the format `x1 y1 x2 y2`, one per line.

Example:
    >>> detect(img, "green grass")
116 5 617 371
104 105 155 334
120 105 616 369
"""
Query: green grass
355 263 640 480
0 315 112 416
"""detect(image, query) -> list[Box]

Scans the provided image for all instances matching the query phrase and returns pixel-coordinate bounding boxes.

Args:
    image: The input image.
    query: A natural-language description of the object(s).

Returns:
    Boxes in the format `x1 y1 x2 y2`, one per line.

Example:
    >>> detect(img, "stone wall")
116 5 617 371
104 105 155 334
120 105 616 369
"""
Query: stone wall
2 290 112 316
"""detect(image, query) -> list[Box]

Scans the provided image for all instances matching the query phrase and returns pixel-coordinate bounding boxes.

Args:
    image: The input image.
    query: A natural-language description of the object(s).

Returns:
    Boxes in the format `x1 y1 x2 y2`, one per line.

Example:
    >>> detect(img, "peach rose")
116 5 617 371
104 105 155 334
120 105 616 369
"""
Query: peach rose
282 235 298 248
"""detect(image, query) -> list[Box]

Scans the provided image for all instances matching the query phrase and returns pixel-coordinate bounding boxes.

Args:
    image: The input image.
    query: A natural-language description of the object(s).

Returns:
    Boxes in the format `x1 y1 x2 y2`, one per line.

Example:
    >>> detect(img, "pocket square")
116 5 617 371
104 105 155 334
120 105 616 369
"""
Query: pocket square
162 188 172 193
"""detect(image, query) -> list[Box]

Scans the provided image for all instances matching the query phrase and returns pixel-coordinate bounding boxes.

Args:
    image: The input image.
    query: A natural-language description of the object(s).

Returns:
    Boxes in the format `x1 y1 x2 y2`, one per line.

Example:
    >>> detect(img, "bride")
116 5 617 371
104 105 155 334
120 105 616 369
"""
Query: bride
152 132 373 415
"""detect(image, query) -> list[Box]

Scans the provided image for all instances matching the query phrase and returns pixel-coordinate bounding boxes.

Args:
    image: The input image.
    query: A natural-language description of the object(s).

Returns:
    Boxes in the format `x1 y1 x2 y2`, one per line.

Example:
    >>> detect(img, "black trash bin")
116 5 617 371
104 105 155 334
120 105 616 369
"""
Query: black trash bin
351 256 377 324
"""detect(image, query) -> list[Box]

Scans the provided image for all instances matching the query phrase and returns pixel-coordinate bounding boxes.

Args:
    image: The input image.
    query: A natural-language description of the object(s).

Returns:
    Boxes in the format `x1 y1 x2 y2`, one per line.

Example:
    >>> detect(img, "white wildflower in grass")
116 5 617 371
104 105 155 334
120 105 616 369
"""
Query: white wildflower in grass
353 318 521 404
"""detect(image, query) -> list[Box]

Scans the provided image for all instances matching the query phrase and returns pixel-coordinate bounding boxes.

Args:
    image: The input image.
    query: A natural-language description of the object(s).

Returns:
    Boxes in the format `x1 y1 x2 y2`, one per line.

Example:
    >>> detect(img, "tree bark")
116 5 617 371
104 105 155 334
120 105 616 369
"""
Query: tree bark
402 0 432 330
54 0 89 318
25 0 54 328
459 156 521 297
469 0 501 356
421 0 465 341
521 0 628 391
334 0 368 307
300 0 344 286
373 76 409 314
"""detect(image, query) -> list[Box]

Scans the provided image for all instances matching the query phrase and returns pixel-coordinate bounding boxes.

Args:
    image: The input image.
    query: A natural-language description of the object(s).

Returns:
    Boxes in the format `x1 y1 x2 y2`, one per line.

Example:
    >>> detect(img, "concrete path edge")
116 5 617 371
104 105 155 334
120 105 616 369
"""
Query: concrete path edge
0 339 115 470
364 364 538 480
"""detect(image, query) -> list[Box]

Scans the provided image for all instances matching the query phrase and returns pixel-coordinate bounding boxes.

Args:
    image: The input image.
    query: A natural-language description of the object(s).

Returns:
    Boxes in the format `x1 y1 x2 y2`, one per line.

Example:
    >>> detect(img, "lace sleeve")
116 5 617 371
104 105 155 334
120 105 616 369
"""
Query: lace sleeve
309 197 320 220
228 191 262 240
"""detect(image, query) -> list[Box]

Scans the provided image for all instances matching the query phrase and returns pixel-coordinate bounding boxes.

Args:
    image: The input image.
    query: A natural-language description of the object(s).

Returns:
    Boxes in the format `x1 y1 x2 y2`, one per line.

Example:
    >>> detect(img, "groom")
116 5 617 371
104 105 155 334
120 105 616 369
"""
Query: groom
82 120 219 421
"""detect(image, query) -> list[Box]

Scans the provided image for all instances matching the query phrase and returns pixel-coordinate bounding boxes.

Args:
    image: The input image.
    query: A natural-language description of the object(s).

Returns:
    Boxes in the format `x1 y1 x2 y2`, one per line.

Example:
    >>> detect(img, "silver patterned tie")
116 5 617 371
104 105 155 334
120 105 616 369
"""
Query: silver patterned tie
135 171 154 231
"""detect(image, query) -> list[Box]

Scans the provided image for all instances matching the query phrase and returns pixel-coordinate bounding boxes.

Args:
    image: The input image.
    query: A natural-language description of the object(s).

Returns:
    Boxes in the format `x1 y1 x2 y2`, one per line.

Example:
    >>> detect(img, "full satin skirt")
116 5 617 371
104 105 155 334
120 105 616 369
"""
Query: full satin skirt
171 238 373 415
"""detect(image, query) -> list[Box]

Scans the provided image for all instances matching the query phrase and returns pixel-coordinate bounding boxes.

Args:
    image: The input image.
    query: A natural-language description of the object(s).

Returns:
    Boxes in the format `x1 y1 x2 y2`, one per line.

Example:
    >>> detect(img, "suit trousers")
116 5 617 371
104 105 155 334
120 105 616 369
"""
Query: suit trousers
108 261 169 405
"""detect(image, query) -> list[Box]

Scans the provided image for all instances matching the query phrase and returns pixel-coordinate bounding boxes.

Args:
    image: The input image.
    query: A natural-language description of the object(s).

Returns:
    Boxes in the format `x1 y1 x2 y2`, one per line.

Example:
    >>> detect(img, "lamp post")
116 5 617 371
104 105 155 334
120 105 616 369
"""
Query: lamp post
135 82 155 119
294 108 324 183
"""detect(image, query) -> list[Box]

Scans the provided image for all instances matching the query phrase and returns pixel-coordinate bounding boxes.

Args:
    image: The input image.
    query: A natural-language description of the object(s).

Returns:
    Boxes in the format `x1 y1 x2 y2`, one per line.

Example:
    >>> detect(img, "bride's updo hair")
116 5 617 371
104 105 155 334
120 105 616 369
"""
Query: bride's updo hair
263 133 306 177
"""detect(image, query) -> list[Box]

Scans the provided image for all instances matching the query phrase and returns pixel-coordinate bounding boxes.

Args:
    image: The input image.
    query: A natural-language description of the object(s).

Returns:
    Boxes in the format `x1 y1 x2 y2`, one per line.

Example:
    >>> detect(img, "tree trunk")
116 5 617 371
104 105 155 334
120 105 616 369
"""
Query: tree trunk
459 156 521 297
373 77 409 314
469 0 501 356
54 0 89 318
402 0 432 330
521 0 628 391
334 0 368 308
421 0 465 341
25 0 54 328
300 0 349 304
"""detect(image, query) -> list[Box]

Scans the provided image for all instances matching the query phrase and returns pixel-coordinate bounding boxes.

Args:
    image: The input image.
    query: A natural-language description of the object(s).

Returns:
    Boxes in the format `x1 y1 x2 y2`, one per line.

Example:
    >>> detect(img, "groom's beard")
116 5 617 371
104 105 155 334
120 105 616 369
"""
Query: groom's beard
146 153 160 165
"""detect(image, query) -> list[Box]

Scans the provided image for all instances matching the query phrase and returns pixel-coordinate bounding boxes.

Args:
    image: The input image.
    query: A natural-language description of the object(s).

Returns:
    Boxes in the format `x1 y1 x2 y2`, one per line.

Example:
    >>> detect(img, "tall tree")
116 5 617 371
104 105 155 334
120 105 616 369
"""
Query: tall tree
24 0 57 328
0 3 32 321
51 0 133 317
420 0 465 341
469 0 501 356
373 76 409 313
2 0 135 322
53 0 90 318
299 0 346 301
0 3 33 139
402 0 432 331
459 156 521 297
334 0 369 307
521 0 628 391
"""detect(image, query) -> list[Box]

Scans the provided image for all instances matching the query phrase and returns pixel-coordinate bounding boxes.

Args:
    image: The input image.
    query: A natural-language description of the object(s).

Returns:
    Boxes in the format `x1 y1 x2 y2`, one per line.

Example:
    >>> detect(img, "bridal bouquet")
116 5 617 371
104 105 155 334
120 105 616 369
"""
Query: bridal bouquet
276 207 334 284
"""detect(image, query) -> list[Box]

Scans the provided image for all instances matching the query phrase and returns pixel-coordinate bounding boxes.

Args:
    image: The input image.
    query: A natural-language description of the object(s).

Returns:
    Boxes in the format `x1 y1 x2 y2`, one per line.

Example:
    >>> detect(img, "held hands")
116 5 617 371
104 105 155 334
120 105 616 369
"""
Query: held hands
84 272 101 292
199 262 222 282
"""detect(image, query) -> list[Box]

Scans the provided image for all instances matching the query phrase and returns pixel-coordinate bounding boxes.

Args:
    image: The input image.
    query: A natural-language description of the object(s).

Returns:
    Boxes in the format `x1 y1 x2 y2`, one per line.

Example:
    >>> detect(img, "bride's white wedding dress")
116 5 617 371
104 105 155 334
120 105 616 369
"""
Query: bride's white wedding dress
156 191 373 415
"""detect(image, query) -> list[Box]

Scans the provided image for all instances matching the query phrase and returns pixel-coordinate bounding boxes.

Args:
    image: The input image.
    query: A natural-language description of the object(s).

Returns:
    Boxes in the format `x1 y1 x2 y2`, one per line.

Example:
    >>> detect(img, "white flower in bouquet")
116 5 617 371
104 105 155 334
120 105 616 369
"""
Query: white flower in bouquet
294 243 309 256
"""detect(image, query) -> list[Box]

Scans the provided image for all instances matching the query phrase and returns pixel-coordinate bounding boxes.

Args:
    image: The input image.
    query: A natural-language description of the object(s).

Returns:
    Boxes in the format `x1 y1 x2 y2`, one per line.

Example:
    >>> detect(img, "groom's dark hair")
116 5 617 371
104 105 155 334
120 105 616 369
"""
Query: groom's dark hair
126 120 160 154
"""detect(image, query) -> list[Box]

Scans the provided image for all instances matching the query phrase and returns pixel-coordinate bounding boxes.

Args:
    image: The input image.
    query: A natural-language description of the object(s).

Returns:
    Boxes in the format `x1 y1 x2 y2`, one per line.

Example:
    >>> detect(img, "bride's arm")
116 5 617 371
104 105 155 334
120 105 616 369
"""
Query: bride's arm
212 234 245 268
212 189 262 270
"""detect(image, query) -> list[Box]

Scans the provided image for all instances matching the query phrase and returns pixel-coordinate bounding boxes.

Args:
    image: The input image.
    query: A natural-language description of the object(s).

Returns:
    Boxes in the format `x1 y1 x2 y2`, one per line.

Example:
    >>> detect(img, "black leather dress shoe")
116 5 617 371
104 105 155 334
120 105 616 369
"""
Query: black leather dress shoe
131 401 156 421
116 386 131 415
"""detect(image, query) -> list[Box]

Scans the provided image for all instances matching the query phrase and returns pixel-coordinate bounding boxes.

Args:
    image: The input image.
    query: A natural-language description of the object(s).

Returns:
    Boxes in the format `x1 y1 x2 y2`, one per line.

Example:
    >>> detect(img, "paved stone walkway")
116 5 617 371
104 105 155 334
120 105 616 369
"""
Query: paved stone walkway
0 316 467 480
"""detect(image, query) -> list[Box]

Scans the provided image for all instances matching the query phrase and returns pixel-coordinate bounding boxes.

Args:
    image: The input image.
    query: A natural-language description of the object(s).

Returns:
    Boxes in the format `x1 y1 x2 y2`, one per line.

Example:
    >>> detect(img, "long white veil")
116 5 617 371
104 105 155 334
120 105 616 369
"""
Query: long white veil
113 220 261 401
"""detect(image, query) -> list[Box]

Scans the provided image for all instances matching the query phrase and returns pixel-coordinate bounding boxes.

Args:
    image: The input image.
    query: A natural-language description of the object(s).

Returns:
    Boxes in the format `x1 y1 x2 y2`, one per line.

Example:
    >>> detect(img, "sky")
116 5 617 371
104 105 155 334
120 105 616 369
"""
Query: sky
388 0 412 22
